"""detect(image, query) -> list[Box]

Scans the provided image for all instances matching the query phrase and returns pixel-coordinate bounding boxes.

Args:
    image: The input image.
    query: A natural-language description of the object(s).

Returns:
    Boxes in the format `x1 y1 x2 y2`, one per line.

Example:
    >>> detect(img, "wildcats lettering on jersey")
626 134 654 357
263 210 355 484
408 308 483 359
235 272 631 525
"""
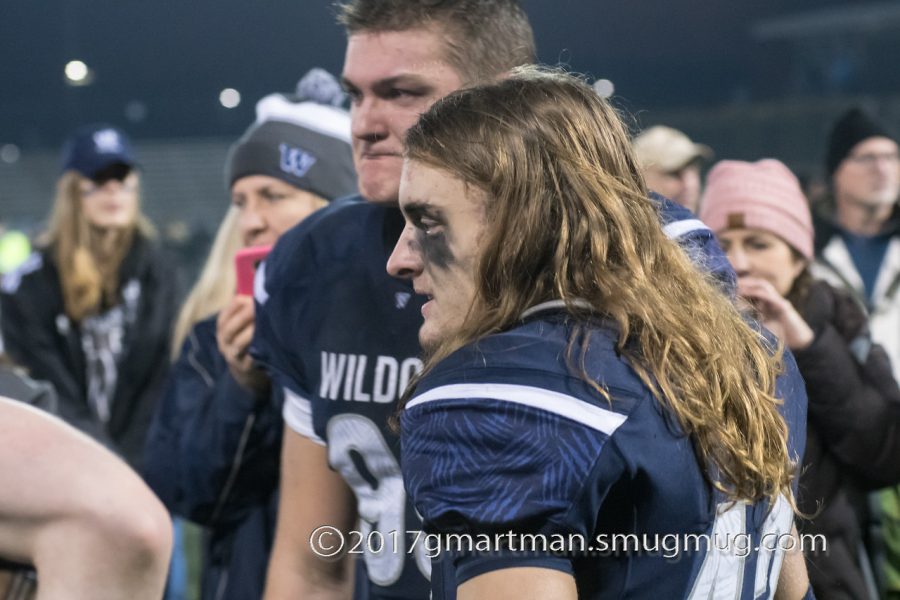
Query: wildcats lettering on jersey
252 202 433 599
319 352 423 403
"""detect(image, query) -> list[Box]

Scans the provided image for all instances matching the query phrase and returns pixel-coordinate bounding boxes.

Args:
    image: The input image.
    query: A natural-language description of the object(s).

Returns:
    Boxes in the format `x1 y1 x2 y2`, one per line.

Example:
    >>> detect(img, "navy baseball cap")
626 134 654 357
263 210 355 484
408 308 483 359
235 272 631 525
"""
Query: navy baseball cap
60 124 137 180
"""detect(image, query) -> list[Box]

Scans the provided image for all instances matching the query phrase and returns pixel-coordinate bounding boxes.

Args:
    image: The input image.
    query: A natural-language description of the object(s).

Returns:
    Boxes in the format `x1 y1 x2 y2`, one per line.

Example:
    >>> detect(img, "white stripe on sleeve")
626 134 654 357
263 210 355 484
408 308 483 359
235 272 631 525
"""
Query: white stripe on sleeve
407 383 627 436
663 218 709 240
283 387 326 446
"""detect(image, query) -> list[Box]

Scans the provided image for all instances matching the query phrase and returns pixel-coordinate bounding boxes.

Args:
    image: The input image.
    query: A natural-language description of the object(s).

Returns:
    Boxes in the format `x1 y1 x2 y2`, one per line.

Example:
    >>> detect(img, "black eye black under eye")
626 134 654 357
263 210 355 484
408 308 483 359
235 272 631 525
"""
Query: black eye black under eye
414 222 454 270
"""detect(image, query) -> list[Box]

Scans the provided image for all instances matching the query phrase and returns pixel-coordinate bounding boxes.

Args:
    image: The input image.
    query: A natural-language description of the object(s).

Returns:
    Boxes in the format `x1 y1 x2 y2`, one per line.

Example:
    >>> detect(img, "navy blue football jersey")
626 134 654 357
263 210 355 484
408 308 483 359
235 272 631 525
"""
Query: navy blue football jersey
402 306 807 599
252 194 739 599
651 191 736 296
253 198 432 598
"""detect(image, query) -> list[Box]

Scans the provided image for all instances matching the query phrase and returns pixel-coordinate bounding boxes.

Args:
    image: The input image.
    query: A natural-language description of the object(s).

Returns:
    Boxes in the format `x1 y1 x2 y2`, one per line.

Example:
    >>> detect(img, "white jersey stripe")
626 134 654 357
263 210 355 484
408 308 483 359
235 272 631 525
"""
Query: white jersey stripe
407 383 628 436
253 260 270 305
283 387 326 446
663 218 709 240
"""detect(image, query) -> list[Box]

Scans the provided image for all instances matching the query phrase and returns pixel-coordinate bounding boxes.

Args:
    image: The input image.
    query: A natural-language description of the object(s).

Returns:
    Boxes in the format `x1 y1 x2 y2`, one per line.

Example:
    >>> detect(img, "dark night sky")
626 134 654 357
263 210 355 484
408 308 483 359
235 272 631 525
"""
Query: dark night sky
0 0 891 148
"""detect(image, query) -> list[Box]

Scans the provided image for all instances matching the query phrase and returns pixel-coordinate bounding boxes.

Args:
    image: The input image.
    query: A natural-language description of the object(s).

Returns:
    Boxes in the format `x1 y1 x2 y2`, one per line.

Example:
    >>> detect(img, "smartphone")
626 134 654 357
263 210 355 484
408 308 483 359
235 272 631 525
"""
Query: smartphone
235 245 272 296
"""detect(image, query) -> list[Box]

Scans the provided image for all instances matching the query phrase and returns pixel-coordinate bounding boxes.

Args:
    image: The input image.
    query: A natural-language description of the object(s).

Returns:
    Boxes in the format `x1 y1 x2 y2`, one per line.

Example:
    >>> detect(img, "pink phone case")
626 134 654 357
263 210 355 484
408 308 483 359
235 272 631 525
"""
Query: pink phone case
235 245 272 296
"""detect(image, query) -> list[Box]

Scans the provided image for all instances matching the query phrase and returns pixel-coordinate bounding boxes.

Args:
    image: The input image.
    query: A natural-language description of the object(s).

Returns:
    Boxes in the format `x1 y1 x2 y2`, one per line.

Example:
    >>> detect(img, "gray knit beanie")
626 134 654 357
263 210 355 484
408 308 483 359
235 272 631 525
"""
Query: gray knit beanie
225 68 357 201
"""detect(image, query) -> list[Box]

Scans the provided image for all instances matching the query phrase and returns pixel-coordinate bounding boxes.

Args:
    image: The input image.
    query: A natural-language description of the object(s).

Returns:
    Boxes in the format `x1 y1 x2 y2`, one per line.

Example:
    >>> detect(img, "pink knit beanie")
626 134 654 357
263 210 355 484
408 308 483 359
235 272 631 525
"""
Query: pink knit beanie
699 159 813 260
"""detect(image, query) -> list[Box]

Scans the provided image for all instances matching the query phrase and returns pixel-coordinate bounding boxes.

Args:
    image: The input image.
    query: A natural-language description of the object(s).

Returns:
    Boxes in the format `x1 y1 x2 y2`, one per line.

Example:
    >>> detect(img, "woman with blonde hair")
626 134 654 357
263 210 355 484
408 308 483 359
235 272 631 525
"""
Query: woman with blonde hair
1 124 175 467
168 206 242 359
142 68 357 600
387 67 811 599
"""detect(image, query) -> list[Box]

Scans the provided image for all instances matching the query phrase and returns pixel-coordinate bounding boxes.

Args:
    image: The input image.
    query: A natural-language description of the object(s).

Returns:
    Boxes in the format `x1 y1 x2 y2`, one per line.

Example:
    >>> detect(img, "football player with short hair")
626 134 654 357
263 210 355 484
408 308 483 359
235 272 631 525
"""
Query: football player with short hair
256 3 536 598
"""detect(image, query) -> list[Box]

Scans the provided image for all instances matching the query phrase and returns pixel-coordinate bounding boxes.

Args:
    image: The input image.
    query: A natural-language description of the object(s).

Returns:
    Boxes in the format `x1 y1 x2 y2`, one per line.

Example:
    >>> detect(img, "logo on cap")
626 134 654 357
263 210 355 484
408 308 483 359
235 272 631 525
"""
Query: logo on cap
93 129 125 154
726 213 746 229
279 143 317 179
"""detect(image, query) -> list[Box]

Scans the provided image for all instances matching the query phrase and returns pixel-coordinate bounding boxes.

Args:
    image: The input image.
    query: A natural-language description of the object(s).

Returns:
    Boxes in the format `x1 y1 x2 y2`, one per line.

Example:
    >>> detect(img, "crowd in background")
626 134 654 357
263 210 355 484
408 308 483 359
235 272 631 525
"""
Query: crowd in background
1 1 900 599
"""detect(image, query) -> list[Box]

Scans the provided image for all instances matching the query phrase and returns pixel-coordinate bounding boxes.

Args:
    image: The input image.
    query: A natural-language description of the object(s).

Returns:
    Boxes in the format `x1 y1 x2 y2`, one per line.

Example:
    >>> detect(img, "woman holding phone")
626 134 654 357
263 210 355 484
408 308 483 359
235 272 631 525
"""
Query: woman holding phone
142 69 357 600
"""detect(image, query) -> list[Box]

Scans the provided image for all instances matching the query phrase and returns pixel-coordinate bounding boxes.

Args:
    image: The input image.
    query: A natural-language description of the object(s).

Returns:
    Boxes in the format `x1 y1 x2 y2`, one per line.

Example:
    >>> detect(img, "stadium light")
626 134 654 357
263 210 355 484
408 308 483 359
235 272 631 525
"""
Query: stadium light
592 78 615 98
64 60 93 86
0 144 20 164
219 88 241 109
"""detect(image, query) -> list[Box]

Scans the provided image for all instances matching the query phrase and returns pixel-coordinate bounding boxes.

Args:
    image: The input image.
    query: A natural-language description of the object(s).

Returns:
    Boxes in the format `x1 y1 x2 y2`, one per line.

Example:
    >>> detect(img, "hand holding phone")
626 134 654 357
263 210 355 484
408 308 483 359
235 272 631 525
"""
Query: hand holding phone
216 295 268 394
234 245 272 296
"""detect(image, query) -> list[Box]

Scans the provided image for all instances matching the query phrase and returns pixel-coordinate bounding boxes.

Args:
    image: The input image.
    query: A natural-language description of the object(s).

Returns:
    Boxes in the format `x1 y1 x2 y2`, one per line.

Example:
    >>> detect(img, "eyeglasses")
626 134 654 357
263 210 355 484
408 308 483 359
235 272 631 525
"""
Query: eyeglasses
847 151 900 167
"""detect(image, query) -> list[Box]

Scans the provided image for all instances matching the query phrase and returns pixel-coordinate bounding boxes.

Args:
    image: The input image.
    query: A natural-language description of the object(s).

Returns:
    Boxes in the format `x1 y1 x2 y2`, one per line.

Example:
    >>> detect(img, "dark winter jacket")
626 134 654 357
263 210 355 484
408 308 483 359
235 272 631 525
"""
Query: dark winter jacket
793 279 900 600
0 236 175 467
143 316 282 600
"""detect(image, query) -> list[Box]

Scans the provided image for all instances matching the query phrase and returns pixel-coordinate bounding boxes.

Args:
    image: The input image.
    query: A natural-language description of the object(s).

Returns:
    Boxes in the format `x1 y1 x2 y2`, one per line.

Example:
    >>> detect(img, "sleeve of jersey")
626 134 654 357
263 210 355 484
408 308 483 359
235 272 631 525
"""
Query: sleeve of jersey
776 349 808 498
652 192 737 296
401 368 630 585
250 227 325 446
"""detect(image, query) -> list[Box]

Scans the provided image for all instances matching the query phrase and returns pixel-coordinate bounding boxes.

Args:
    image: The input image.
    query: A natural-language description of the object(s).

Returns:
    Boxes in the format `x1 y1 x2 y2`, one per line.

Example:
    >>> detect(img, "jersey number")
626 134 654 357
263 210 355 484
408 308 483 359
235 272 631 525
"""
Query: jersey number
328 414 431 585
687 496 792 600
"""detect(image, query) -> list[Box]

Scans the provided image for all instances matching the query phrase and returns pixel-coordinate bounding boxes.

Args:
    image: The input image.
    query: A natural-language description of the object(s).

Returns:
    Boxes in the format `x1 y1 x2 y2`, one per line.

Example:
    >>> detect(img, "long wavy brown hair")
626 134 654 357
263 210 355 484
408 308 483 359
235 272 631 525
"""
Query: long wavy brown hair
404 66 796 508
40 171 155 322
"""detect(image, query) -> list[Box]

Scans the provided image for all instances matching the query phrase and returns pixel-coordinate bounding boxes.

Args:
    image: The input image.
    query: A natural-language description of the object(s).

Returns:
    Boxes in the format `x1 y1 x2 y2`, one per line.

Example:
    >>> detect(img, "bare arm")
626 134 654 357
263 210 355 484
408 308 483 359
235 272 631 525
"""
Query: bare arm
264 426 357 599
457 567 577 600
775 524 810 600
0 397 172 600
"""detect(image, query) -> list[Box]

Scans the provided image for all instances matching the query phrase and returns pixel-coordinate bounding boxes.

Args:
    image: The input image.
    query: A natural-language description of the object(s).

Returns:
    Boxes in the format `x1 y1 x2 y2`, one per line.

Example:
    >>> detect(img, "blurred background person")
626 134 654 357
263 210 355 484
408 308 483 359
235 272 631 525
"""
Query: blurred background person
813 107 900 600
0 123 175 467
632 124 712 213
142 68 356 600
815 108 900 384
0 123 180 597
700 158 900 600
